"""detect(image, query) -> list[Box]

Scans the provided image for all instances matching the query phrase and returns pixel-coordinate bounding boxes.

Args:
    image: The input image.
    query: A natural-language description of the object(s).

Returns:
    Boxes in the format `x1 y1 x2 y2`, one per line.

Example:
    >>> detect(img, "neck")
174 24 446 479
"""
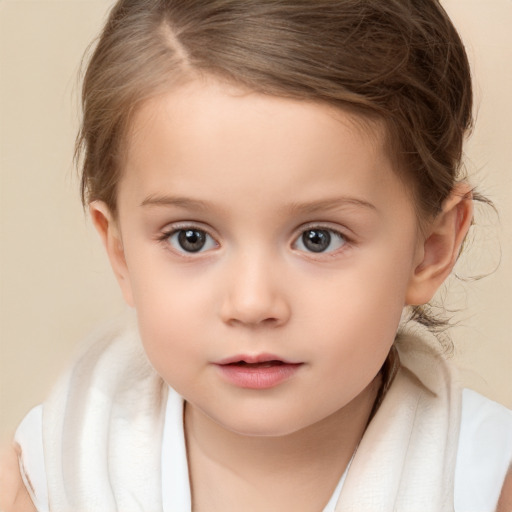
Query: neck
185 374 381 512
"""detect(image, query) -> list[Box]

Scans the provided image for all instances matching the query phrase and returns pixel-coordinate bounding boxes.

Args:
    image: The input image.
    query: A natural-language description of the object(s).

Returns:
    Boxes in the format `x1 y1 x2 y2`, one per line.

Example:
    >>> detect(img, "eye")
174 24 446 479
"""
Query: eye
294 228 347 254
167 228 218 253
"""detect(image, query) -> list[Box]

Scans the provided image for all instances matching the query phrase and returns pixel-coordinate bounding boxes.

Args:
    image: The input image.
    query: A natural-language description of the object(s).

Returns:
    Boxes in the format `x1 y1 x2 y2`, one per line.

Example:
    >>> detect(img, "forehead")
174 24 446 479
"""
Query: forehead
127 77 386 145
119 79 413 221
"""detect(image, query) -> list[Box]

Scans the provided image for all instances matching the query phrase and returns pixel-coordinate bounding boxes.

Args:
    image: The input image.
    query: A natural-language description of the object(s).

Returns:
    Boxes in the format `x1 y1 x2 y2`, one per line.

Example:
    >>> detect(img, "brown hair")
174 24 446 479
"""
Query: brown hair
76 0 478 337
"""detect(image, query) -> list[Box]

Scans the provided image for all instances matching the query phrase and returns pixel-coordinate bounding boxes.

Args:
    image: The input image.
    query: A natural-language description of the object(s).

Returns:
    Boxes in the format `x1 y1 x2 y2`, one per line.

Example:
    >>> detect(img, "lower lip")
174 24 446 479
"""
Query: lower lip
216 363 302 389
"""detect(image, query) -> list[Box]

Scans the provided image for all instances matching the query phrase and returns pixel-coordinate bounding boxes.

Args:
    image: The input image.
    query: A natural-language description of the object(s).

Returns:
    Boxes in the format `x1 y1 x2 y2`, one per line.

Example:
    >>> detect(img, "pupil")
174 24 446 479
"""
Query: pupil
303 229 331 252
178 229 206 252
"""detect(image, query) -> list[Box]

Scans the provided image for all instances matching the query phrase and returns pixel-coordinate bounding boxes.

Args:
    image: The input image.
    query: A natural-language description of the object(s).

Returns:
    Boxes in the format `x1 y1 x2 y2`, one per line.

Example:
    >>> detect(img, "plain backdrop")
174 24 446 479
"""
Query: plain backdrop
1 0 511 443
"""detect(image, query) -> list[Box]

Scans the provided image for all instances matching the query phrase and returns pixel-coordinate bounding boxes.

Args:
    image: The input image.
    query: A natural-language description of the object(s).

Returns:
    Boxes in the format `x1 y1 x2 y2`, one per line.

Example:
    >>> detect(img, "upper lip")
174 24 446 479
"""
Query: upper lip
215 353 301 365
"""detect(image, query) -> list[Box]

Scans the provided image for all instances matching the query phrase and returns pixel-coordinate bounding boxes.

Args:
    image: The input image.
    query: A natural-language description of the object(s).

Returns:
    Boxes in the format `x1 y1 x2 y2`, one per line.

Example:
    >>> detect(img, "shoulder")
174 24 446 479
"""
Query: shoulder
459 388 512 451
497 467 512 512
458 388 512 460
455 389 512 512
11 406 48 512
0 442 37 512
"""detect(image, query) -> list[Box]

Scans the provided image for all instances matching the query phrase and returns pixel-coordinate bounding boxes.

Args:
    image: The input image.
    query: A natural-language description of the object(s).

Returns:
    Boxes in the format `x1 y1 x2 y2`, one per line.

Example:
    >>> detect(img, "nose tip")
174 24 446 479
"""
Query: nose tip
219 268 291 328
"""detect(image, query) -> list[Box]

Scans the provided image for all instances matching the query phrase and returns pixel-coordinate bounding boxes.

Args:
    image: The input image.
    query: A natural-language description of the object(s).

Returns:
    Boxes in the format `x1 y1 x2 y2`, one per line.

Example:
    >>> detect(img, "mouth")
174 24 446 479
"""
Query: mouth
214 354 303 389
216 353 300 366
226 360 286 368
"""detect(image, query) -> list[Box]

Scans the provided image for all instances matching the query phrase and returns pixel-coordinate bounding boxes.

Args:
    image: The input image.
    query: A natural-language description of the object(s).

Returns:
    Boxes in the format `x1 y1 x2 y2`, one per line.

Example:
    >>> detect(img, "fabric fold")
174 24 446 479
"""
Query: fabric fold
335 330 461 511
41 322 461 511
43 319 167 512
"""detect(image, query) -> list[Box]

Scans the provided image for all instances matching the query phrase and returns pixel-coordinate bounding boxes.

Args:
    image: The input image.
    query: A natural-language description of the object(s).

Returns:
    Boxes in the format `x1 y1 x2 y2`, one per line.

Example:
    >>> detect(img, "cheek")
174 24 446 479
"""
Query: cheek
315 248 413 330
127 243 208 315
307 240 416 369
126 257 216 372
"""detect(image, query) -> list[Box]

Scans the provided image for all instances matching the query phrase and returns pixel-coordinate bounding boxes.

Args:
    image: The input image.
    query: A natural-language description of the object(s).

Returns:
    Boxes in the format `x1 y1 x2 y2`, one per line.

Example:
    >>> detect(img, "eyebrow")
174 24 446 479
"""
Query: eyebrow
140 194 212 211
287 197 378 215
140 194 377 215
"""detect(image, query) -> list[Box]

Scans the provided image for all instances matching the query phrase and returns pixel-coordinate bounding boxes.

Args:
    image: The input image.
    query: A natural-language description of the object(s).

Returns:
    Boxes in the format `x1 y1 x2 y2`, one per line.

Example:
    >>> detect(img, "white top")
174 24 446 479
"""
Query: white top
15 388 512 512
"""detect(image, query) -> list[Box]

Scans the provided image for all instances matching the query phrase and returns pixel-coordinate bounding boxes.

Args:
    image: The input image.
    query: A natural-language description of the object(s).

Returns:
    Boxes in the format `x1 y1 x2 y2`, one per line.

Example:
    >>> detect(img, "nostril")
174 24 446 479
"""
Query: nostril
219 271 291 326
226 316 280 328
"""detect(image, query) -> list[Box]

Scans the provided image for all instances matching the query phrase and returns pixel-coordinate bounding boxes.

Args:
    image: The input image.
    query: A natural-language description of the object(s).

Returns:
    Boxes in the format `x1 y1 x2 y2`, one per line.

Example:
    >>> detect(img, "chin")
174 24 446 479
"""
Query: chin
207 408 318 438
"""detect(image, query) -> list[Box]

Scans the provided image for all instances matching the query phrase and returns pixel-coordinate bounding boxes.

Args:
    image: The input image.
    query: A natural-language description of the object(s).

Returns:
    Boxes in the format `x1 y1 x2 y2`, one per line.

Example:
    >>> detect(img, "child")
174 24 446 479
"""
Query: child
2 1 512 511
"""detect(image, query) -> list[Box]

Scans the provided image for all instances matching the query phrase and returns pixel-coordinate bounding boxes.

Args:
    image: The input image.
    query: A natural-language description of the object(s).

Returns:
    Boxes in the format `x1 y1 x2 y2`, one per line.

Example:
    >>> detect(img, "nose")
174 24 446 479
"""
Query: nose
219 252 291 328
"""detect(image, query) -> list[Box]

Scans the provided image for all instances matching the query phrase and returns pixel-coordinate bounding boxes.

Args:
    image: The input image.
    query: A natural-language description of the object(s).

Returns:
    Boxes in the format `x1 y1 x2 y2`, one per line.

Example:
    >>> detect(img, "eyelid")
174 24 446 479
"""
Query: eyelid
291 222 352 254
293 221 352 240
159 220 218 237
158 221 220 254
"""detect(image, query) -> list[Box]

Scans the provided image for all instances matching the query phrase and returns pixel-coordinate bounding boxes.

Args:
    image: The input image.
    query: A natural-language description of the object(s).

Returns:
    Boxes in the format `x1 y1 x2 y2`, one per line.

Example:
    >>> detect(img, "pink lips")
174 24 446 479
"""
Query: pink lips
214 354 303 389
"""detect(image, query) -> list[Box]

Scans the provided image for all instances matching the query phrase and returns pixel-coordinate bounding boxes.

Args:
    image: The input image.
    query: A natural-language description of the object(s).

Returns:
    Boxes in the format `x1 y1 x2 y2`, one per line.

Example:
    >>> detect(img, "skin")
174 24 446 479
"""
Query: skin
0 443 36 512
497 468 512 512
0 78 474 511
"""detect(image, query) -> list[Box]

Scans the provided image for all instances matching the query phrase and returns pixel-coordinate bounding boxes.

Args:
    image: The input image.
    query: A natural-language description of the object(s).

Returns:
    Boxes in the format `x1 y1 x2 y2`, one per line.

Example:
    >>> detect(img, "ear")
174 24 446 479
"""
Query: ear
406 183 473 305
89 201 134 307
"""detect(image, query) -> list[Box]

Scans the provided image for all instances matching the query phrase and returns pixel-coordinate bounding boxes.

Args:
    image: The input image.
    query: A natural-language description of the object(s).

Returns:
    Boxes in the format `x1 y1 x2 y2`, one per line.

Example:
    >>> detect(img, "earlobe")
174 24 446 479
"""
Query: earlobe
406 183 473 306
89 201 134 307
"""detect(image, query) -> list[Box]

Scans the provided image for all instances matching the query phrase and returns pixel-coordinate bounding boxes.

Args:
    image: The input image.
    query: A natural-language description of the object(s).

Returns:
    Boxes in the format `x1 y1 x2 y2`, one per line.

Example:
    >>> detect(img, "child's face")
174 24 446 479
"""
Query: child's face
108 80 425 436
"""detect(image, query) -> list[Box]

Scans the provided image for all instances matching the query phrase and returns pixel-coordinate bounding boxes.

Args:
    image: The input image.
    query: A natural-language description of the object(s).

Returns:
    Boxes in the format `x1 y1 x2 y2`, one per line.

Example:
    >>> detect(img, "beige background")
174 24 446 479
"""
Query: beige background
0 0 511 443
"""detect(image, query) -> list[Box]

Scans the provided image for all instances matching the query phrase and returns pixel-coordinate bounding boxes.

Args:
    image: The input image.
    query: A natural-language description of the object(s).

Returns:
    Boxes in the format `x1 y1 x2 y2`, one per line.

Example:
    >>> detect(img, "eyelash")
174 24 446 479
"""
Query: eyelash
158 224 219 255
157 223 352 256
292 225 349 255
